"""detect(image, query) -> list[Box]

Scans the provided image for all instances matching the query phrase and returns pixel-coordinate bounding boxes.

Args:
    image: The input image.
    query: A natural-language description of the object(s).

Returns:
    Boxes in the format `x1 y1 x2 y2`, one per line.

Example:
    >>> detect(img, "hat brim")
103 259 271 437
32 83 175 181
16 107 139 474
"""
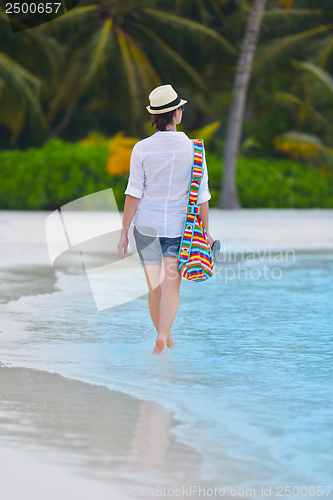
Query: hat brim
146 99 187 114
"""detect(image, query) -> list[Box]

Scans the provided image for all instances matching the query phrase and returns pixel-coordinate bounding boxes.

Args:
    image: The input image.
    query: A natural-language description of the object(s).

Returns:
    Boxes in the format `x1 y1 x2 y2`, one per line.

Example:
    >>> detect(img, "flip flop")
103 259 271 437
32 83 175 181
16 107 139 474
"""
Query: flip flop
211 240 221 262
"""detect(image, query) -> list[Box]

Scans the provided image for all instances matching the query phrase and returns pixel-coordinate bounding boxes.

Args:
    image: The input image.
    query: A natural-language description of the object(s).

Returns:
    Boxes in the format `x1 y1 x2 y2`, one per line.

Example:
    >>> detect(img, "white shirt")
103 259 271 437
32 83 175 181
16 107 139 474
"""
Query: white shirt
124 130 211 237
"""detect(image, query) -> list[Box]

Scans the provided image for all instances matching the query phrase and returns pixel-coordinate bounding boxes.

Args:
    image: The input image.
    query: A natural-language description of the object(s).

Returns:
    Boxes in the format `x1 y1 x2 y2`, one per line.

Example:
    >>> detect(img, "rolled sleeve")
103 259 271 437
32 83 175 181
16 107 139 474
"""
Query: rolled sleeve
198 149 211 204
124 143 145 199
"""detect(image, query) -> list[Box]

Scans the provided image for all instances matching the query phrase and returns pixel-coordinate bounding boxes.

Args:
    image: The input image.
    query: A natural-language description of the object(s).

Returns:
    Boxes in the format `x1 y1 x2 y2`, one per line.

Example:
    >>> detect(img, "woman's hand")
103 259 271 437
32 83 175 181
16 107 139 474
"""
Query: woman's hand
208 233 215 248
118 229 129 260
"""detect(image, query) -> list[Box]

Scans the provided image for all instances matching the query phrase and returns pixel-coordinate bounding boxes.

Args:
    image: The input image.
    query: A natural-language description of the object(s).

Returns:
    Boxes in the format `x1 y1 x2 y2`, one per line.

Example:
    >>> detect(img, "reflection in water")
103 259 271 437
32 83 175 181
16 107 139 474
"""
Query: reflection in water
0 365 199 487
130 400 172 471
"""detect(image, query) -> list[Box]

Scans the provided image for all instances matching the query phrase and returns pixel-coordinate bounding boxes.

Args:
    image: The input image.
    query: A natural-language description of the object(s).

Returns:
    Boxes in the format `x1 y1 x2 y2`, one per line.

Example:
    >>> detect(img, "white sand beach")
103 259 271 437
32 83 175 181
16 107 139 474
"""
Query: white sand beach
1 209 333 268
0 443 126 500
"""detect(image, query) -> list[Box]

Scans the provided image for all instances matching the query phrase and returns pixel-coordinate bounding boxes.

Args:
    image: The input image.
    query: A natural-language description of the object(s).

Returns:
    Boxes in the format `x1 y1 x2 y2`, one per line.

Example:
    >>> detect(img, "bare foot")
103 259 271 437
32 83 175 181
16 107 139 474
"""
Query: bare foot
153 335 167 354
167 338 175 348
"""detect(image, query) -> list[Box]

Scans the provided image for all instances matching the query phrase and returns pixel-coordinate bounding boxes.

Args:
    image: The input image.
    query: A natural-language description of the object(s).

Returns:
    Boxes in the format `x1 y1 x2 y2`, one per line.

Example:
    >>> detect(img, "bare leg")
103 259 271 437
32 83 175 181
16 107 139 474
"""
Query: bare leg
147 287 161 332
142 264 162 332
154 257 181 353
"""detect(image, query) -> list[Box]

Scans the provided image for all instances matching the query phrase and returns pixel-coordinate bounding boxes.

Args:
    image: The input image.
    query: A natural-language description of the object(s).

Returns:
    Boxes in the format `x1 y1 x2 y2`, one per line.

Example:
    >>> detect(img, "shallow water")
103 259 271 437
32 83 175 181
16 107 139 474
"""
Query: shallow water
0 251 332 496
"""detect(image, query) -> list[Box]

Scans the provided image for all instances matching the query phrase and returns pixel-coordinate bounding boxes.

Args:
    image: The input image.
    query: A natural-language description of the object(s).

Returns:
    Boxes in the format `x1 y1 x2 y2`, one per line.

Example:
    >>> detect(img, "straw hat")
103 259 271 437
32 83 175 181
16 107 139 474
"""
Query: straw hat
146 84 187 114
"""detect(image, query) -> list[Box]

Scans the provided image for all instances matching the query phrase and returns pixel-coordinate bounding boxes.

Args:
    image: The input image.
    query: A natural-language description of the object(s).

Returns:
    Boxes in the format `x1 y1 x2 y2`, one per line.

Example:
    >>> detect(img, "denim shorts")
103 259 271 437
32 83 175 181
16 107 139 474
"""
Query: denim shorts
133 224 182 265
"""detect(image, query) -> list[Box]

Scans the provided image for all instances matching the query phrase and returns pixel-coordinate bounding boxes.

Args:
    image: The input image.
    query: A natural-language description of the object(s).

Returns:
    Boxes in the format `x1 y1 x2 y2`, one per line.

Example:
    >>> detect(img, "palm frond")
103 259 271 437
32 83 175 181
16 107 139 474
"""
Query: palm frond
131 22 206 89
0 53 48 132
46 58 82 122
274 131 333 162
319 36 333 68
189 121 221 145
83 18 113 86
0 51 41 89
240 136 262 155
53 4 97 19
263 8 332 18
140 8 236 54
274 91 304 106
254 24 333 68
125 34 162 96
0 92 28 142
114 27 140 124
36 5 97 30
229 9 331 29
0 52 48 130
274 91 333 132
0 9 61 80
291 60 333 98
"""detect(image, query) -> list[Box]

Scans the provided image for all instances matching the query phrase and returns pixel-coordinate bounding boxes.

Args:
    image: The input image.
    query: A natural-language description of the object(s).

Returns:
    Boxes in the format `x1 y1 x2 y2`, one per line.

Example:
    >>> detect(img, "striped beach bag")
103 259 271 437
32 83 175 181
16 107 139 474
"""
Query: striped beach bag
178 139 214 282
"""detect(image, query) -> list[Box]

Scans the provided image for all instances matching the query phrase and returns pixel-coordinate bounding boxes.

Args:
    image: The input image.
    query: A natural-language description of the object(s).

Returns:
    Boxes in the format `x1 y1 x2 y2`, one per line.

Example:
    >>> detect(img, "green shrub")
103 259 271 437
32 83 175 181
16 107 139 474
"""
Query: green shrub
0 138 128 211
0 139 332 210
206 153 333 208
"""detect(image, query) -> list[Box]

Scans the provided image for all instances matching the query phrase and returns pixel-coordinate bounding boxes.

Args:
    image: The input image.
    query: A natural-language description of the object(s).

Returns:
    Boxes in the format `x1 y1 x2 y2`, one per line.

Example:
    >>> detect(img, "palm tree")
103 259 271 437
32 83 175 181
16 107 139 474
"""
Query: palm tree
219 0 333 208
37 0 236 138
0 9 61 144
219 0 268 209
0 0 236 143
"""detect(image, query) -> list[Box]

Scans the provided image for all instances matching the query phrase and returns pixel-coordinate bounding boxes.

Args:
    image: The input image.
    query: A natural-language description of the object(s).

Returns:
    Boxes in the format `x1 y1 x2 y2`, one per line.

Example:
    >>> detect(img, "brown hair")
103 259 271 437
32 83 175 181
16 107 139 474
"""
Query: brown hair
151 108 178 132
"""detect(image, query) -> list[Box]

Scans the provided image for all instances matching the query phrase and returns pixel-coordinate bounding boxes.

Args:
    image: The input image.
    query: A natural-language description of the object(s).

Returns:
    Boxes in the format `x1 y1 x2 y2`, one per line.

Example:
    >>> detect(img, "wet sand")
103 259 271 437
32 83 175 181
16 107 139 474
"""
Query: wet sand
0 365 200 499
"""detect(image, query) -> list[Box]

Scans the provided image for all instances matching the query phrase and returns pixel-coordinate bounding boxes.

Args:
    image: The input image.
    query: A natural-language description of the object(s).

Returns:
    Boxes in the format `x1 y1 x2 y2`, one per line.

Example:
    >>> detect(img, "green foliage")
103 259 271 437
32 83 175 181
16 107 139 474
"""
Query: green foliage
206 152 333 208
0 140 332 210
0 138 128 210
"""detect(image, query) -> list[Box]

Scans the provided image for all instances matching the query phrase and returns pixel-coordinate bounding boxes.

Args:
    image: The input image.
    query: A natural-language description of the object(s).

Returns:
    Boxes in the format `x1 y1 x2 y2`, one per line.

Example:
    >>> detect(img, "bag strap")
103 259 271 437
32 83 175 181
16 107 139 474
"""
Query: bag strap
179 139 204 263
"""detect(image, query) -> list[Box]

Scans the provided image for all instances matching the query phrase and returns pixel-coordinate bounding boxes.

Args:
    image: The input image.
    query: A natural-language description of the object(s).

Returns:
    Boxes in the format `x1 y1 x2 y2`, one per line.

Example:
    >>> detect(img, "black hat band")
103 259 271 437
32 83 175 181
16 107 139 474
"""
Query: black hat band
150 96 181 111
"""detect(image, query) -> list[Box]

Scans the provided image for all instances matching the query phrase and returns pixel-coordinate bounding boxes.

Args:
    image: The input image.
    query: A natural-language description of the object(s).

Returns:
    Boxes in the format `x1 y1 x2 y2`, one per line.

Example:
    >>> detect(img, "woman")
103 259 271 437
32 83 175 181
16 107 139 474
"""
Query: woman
117 84 217 354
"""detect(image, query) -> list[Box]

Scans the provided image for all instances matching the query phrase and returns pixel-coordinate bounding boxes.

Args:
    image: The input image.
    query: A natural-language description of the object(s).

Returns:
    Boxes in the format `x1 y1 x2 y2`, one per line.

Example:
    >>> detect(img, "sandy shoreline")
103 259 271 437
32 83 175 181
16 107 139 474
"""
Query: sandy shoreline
1 209 332 498
0 364 201 499
1 209 333 270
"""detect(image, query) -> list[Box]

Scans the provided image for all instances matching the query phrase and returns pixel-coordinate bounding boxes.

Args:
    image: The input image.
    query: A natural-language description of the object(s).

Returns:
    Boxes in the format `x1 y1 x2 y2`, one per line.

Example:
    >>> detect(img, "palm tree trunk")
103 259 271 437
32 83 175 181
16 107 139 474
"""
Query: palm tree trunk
219 0 267 209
